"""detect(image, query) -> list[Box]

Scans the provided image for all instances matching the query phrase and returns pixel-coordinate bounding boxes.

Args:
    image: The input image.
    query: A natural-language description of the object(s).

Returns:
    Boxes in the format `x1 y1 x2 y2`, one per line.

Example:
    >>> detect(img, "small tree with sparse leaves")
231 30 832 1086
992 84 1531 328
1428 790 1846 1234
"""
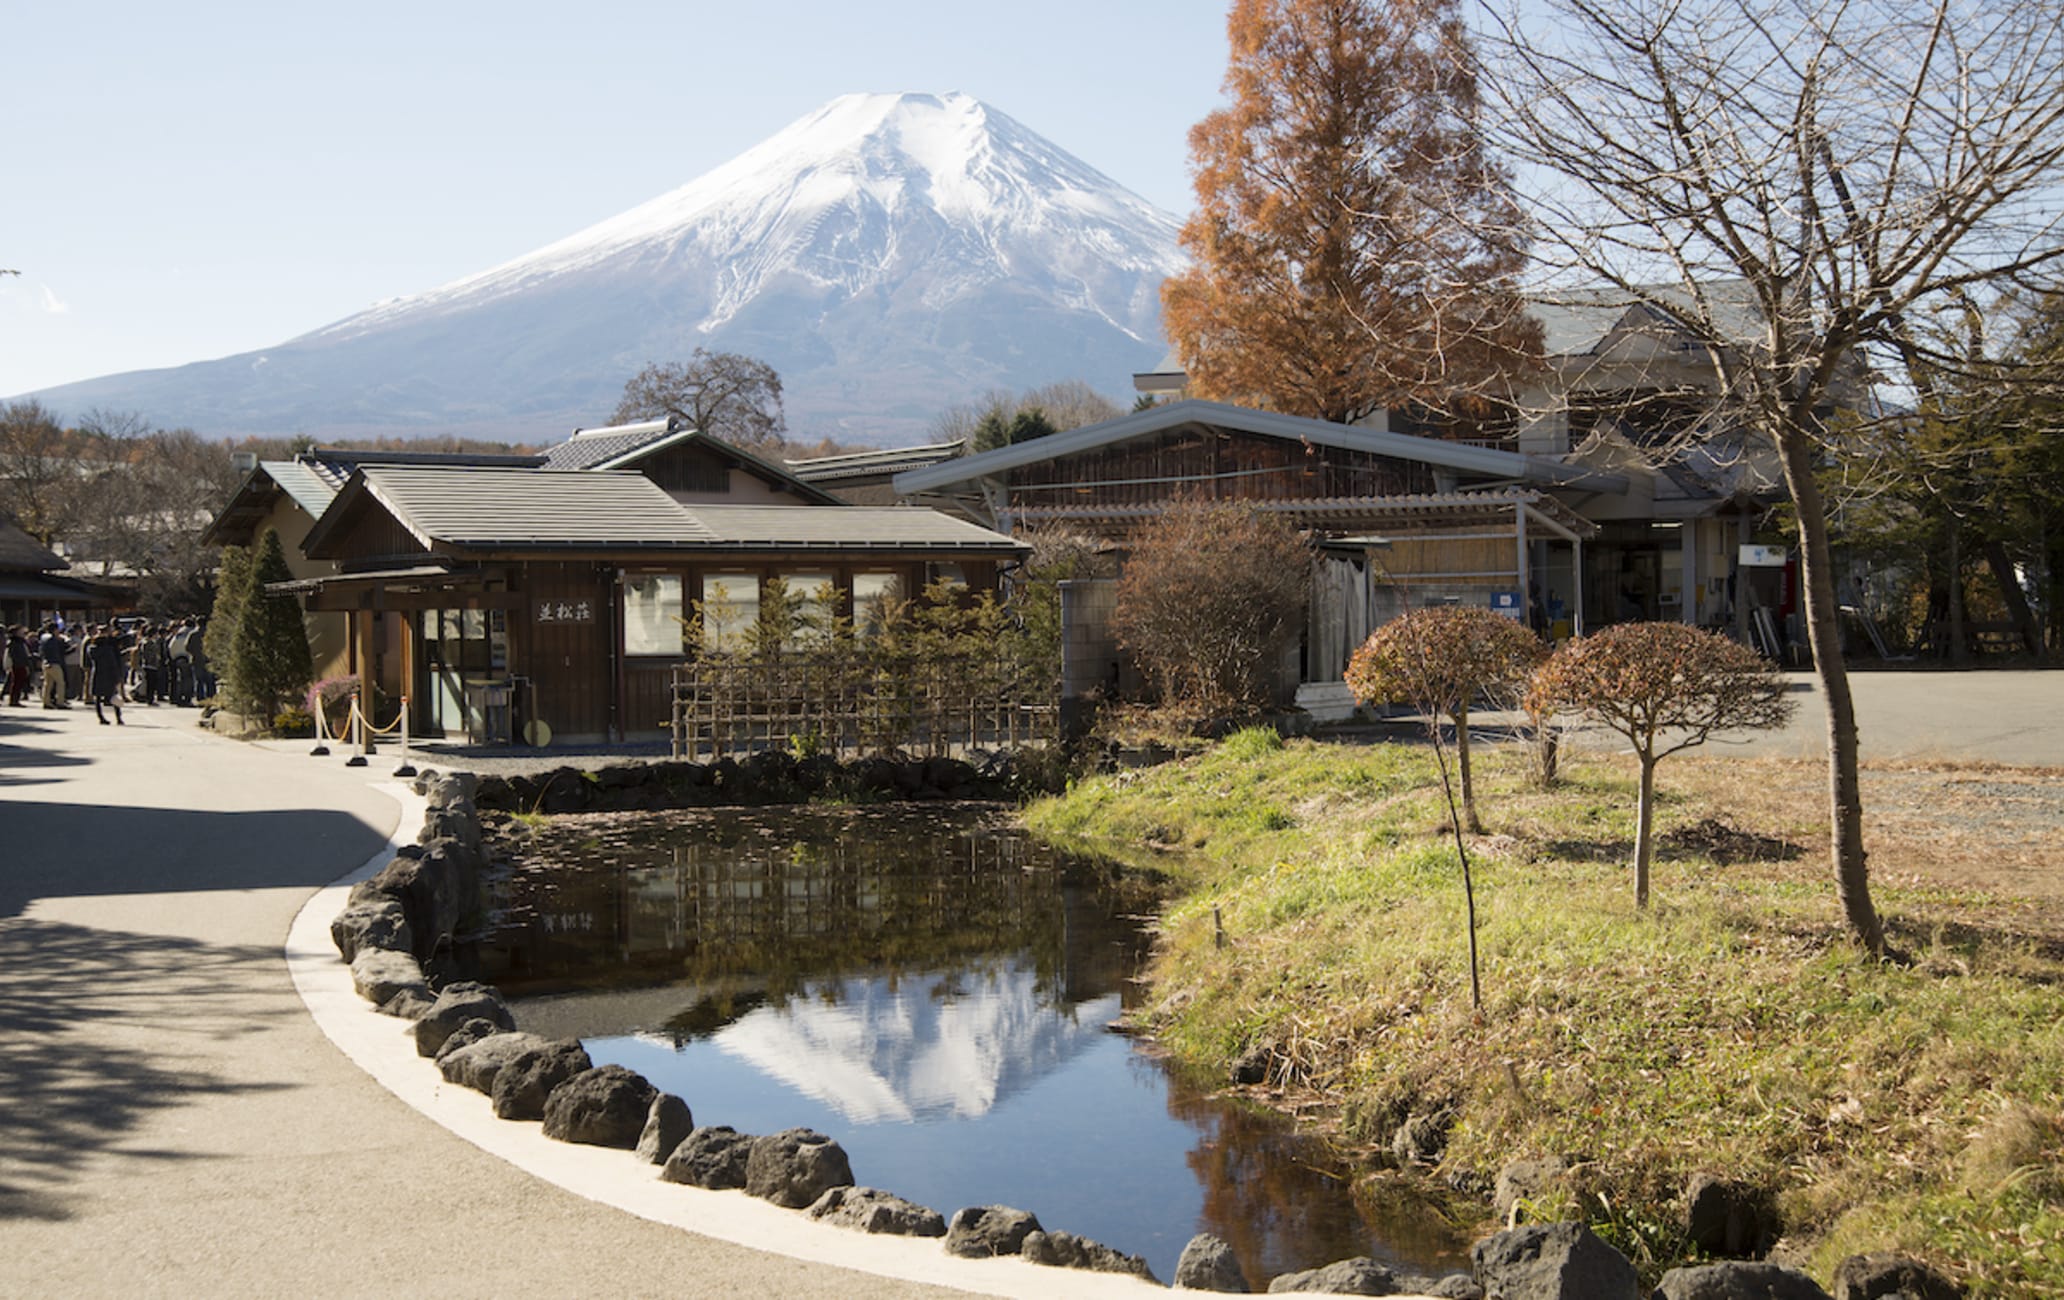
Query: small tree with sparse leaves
1529 623 1793 907
1345 606 1545 833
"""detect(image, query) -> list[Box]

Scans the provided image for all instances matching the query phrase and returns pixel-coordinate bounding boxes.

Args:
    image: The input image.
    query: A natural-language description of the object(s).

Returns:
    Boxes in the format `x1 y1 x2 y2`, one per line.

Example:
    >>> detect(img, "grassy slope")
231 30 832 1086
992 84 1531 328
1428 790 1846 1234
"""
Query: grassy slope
1025 730 2064 1295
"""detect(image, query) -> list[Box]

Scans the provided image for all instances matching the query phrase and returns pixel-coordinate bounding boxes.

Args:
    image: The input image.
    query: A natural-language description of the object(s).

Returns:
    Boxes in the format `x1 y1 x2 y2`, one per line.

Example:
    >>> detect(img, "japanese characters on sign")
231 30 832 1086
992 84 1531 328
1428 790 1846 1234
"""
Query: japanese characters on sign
535 599 594 625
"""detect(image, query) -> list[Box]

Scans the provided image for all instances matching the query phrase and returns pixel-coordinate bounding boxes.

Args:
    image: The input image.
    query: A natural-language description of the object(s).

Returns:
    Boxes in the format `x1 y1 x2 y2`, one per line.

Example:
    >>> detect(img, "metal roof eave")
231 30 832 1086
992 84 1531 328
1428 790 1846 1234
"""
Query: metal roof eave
890 399 1627 496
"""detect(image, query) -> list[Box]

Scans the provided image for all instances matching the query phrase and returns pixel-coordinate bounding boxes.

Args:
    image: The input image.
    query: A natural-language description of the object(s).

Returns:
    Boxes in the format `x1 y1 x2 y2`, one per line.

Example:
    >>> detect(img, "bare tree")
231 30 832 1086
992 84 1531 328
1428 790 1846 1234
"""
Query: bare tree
0 400 91 546
1530 623 1793 907
1479 0 2064 954
612 349 786 450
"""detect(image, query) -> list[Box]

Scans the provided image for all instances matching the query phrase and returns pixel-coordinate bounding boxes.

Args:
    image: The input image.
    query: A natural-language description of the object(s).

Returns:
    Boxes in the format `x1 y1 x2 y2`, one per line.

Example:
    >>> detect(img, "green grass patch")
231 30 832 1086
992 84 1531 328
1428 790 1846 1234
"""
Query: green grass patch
1028 738 2064 1295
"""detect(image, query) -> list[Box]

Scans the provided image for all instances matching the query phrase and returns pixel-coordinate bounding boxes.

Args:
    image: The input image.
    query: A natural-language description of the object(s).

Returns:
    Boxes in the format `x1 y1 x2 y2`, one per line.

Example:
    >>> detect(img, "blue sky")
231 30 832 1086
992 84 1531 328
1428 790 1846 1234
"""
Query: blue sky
1 1 1229 399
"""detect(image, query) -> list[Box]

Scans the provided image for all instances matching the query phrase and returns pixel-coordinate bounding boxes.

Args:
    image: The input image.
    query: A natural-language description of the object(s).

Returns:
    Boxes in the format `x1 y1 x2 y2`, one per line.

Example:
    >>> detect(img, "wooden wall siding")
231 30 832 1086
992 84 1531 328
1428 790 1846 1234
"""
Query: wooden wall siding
641 442 734 496
1004 430 1436 510
329 505 431 562
624 661 675 737
516 562 613 740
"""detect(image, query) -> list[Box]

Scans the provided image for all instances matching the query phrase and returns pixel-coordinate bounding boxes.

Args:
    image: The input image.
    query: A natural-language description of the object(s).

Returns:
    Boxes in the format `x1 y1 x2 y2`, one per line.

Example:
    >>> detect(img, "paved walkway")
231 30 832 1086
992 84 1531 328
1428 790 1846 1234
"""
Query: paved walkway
0 704 968 1298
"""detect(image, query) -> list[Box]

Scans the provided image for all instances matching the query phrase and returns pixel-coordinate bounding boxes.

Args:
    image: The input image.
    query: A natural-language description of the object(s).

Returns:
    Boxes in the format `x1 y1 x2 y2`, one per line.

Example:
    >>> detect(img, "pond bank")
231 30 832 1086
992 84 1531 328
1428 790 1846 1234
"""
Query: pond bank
1024 730 2064 1297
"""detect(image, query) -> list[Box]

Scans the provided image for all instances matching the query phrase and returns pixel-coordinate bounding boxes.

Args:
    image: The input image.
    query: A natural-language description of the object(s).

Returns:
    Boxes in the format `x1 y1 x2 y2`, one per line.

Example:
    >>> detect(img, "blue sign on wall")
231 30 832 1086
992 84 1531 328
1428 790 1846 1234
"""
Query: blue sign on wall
1490 591 1523 619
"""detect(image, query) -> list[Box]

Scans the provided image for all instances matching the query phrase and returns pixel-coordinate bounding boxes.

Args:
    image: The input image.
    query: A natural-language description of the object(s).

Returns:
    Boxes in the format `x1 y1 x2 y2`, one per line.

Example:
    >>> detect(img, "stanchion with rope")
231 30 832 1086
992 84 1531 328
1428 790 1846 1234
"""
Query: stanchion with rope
309 696 335 757
391 695 416 778
344 697 410 770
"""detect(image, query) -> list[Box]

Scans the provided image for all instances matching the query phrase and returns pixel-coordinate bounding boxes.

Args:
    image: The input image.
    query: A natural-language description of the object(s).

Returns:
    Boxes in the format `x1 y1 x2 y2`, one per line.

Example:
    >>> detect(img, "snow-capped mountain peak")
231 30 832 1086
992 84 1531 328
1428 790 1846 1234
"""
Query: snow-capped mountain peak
27 92 1187 444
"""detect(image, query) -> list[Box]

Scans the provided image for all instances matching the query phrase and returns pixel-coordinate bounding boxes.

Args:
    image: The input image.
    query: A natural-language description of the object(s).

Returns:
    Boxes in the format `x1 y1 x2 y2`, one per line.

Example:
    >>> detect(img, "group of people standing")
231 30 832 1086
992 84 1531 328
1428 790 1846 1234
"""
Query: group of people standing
3 618 212 726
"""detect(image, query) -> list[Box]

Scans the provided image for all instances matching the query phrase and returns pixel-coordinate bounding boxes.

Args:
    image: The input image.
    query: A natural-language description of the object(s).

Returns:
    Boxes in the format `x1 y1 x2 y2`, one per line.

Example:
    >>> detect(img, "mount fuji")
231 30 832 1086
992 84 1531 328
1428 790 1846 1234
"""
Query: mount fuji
25 92 1187 444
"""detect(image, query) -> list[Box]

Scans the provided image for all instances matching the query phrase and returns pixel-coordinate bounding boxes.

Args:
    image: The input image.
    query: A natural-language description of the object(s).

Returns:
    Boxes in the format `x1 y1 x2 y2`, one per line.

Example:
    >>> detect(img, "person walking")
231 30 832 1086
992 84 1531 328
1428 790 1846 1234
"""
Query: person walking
168 619 194 707
38 623 69 708
5 625 31 706
64 624 87 702
88 625 125 725
138 624 166 705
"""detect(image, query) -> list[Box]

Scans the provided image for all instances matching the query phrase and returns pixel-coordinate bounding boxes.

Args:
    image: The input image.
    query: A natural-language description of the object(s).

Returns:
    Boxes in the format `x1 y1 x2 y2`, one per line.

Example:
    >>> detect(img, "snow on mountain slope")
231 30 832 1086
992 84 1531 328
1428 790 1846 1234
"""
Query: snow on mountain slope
26 92 1186 443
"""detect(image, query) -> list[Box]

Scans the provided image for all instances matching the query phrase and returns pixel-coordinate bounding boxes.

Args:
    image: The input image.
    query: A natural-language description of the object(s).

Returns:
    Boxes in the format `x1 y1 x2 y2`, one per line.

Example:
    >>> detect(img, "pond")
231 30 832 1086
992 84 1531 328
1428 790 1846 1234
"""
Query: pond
467 805 1464 1289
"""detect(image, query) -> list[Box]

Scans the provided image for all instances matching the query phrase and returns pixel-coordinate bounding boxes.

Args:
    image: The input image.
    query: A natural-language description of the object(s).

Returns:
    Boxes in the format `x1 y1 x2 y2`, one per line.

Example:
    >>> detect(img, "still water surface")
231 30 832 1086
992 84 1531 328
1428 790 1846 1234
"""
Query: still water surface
473 805 1462 1288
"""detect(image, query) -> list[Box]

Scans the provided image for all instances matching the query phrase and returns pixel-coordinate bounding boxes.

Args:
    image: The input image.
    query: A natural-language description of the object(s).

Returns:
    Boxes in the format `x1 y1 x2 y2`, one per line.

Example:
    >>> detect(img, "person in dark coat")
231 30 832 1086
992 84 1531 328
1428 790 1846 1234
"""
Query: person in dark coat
4 626 31 706
88 625 125 725
38 623 69 708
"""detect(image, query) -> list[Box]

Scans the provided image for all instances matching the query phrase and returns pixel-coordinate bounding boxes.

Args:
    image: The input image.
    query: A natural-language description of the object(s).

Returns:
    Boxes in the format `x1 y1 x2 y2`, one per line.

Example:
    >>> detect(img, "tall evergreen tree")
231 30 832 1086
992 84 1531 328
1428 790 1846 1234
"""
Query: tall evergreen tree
227 528 313 724
1162 0 1541 426
205 544 253 667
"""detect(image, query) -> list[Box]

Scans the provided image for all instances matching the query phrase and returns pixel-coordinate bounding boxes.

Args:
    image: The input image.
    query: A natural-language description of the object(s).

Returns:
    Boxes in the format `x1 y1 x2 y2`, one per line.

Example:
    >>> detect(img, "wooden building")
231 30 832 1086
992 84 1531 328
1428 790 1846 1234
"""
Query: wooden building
893 400 1617 711
275 465 1025 744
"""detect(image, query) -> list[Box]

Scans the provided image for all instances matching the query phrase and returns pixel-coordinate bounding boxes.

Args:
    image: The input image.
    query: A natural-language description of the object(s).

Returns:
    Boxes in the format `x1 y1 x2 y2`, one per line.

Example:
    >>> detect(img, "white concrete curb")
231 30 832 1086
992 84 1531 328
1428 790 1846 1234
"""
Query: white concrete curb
284 782 1177 1298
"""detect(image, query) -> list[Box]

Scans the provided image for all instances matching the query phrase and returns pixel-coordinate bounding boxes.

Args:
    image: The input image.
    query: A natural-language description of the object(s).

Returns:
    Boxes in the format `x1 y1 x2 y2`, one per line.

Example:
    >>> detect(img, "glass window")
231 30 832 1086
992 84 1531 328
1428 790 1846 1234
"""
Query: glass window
624 575 684 656
700 574 759 652
783 571 837 647
852 572 903 639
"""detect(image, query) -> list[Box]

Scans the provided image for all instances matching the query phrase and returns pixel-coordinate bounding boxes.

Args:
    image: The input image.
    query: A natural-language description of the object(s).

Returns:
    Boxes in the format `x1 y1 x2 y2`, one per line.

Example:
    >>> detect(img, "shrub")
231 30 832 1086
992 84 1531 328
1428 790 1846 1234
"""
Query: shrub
1529 622 1792 906
1112 495 1311 711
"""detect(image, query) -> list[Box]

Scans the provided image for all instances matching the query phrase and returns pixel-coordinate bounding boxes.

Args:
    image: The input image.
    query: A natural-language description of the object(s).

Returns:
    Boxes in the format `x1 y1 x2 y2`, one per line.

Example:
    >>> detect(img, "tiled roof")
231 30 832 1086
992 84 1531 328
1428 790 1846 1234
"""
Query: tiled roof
346 467 715 551
677 504 1027 552
0 518 65 573
786 441 967 484
538 419 678 470
305 466 1023 558
262 459 346 519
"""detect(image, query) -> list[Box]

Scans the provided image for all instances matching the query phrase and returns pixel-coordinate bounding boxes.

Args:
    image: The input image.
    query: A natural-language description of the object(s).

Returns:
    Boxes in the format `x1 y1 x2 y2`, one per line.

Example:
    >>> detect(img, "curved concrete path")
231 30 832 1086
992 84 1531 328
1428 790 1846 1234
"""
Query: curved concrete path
0 705 981 1298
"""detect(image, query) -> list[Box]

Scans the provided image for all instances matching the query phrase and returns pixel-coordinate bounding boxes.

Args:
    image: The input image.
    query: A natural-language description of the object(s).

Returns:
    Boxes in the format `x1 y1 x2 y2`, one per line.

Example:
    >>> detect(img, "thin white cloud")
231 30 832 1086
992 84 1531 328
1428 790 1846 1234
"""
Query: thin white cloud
39 285 70 315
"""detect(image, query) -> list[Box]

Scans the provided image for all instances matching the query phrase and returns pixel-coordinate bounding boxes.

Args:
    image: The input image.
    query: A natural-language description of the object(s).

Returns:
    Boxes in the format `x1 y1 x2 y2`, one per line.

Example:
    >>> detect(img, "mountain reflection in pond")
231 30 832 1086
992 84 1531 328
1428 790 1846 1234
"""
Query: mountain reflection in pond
477 806 1465 1288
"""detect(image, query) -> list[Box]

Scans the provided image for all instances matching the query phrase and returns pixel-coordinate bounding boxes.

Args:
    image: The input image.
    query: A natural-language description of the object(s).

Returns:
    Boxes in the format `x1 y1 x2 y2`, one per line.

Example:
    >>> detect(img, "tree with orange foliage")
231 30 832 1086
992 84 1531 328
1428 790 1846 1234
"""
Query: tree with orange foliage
1163 0 1540 427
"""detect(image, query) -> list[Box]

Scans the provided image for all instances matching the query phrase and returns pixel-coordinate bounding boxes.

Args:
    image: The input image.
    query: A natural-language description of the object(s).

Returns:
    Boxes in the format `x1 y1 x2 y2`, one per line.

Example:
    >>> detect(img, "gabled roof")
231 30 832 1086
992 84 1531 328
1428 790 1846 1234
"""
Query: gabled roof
299 465 1026 561
1529 281 1764 358
305 467 714 558
0 518 65 573
676 504 1027 553
538 418 679 471
540 416 843 504
202 448 545 547
891 399 1626 496
786 440 967 484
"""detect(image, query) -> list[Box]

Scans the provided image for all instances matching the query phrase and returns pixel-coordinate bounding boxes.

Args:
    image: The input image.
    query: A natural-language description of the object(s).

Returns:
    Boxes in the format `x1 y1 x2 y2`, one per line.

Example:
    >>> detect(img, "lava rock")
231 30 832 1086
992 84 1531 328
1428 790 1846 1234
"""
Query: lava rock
432 1018 506 1062
661 1126 755 1190
489 1039 593 1121
1471 1221 1642 1300
1685 1173 1774 1257
744 1128 854 1209
1493 1156 1571 1222
943 1205 1042 1258
1831 1253 1962 1300
1392 1112 1451 1167
330 898 411 962
1267 1257 1397 1293
411 983 515 1057
1231 1042 1273 1086
438 1031 548 1094
378 986 436 1020
1174 1233 1249 1292
541 1065 659 1148
806 1186 947 1237
349 948 426 1006
1656 1262 1833 1300
1397 1274 1483 1299
635 1093 695 1165
1020 1229 1158 1282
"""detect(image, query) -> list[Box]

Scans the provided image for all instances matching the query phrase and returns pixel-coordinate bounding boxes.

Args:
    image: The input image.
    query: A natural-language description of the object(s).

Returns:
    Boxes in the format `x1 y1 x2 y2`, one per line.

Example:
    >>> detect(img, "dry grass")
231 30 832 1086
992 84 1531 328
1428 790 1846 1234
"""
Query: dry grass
1026 735 2064 1295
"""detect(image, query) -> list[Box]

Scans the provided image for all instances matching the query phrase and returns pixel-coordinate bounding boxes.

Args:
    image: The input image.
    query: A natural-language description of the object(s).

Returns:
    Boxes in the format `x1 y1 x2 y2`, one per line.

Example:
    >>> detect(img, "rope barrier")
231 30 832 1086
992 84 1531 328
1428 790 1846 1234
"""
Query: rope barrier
333 695 416 775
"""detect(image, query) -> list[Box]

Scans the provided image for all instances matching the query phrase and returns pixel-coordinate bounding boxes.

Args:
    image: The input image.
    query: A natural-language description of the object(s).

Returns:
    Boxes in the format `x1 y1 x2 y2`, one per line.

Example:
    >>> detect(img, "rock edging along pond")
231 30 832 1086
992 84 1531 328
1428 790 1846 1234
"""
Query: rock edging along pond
326 764 1959 1300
